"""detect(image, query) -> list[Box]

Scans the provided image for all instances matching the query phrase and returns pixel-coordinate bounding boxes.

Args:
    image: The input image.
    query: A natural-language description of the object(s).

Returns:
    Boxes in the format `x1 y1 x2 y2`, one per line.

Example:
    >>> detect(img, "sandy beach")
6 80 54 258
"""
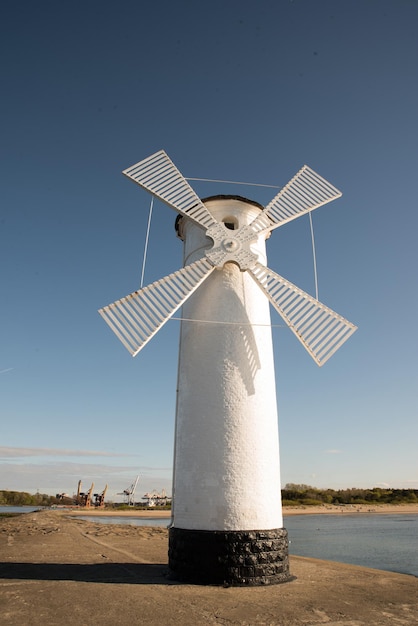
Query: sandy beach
66 502 418 517
0 509 417 625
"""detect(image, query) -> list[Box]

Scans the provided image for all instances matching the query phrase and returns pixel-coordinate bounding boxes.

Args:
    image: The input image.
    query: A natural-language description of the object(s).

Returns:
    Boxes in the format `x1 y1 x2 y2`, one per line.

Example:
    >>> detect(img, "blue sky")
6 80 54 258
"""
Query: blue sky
1 0 417 501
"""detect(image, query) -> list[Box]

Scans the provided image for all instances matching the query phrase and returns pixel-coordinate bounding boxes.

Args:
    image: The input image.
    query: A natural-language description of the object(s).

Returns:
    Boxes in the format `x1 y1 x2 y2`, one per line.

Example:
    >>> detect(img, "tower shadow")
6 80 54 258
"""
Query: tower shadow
0 561 179 585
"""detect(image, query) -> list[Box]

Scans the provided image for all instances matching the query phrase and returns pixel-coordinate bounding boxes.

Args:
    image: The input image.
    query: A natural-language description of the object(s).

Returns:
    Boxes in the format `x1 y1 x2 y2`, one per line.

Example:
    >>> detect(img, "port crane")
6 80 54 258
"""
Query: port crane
93 484 108 507
118 475 140 506
75 480 95 507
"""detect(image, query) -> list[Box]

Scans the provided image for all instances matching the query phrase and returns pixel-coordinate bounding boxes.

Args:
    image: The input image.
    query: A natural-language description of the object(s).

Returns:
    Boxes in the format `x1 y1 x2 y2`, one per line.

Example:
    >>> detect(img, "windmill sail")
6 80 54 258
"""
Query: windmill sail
99 258 215 356
102 151 356 366
249 262 356 366
249 165 342 234
123 150 218 230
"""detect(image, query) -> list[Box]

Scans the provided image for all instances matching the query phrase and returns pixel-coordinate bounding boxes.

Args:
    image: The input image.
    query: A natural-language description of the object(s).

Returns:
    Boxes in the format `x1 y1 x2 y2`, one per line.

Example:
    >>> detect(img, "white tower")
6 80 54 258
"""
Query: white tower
173 197 282 532
99 151 357 585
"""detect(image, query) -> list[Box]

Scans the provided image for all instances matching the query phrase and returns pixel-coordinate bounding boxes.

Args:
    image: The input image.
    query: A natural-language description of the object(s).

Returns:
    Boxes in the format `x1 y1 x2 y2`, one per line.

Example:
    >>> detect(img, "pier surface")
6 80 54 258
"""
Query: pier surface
1 510 417 625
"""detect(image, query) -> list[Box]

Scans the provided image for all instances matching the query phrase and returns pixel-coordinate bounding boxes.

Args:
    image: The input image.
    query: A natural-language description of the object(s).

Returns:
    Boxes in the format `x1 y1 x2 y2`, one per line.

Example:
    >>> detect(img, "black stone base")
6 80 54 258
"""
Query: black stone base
168 527 294 586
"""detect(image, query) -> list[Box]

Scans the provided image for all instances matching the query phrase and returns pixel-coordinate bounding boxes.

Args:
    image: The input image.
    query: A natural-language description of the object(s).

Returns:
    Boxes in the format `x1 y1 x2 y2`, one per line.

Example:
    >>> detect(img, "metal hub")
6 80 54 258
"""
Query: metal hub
222 238 240 252
205 223 259 270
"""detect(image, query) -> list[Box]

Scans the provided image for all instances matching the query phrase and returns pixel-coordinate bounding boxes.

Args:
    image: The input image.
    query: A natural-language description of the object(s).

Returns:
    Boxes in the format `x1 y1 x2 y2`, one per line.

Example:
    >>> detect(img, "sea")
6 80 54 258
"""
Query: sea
1 507 417 578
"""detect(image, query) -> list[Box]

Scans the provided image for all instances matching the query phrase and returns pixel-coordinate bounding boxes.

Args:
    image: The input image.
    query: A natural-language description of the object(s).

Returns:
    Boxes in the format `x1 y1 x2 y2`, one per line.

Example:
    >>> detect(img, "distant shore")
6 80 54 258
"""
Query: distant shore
64 502 418 518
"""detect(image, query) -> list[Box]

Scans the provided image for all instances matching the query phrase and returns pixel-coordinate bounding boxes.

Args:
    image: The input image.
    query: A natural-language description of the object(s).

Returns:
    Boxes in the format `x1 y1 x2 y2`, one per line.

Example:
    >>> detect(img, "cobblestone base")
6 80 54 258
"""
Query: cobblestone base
168 527 294 586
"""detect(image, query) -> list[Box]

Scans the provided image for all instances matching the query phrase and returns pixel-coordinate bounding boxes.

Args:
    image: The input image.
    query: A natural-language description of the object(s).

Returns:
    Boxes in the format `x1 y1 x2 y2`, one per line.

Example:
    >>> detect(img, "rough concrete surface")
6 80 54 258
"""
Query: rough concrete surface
1 511 417 625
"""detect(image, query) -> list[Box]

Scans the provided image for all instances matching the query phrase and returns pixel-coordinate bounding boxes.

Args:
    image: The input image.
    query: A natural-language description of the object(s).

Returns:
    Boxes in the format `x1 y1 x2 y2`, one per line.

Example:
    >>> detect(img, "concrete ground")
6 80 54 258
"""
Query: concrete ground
0 510 417 625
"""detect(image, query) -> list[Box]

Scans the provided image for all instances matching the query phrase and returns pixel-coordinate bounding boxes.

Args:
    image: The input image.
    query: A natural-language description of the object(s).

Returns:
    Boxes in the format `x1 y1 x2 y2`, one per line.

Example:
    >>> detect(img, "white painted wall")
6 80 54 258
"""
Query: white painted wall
172 198 283 531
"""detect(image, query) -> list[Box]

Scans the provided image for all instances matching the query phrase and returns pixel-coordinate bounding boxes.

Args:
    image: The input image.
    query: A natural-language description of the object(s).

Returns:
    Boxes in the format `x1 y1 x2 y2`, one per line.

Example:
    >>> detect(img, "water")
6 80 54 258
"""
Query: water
75 515 171 528
2 507 417 577
0 506 44 514
284 513 418 577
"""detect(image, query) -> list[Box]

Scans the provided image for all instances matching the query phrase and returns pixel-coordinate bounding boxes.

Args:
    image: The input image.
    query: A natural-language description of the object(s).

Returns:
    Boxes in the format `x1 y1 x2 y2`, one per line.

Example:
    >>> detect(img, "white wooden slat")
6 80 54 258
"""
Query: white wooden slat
286 298 314 322
99 307 138 354
111 306 146 346
120 299 154 339
130 296 161 329
267 168 338 219
297 307 329 335
298 309 336 338
123 150 217 230
142 289 171 318
316 328 354 363
316 329 352 363
151 176 184 197
313 323 347 354
126 153 186 194
276 188 307 212
293 175 327 204
308 325 342 359
249 165 342 234
98 258 215 356
123 299 157 336
249 262 356 366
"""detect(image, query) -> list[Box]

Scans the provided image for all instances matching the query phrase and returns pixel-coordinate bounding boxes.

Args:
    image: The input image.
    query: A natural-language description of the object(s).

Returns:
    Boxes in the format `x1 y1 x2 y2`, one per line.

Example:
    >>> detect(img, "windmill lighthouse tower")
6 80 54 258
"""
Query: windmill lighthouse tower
99 151 357 586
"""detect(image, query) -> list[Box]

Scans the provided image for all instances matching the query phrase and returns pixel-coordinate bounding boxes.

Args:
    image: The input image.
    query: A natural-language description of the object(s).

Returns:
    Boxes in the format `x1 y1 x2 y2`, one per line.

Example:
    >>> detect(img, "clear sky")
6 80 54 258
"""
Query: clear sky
1 0 417 502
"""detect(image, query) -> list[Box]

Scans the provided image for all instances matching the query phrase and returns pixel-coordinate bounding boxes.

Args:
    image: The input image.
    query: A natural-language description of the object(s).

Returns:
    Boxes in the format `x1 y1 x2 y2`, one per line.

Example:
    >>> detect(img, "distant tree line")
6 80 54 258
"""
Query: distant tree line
0 490 173 509
281 484 418 506
0 491 54 507
1 486 418 508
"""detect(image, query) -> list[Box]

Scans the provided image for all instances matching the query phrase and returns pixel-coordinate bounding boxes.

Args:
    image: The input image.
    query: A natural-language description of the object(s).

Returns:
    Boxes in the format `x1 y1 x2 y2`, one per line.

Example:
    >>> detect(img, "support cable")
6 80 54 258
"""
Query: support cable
186 177 280 189
308 211 319 300
140 196 154 288
171 317 287 328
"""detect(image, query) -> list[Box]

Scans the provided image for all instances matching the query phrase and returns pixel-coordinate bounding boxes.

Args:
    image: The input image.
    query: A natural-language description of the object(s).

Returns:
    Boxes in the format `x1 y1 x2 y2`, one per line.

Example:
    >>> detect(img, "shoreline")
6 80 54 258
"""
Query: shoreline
63 502 418 518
